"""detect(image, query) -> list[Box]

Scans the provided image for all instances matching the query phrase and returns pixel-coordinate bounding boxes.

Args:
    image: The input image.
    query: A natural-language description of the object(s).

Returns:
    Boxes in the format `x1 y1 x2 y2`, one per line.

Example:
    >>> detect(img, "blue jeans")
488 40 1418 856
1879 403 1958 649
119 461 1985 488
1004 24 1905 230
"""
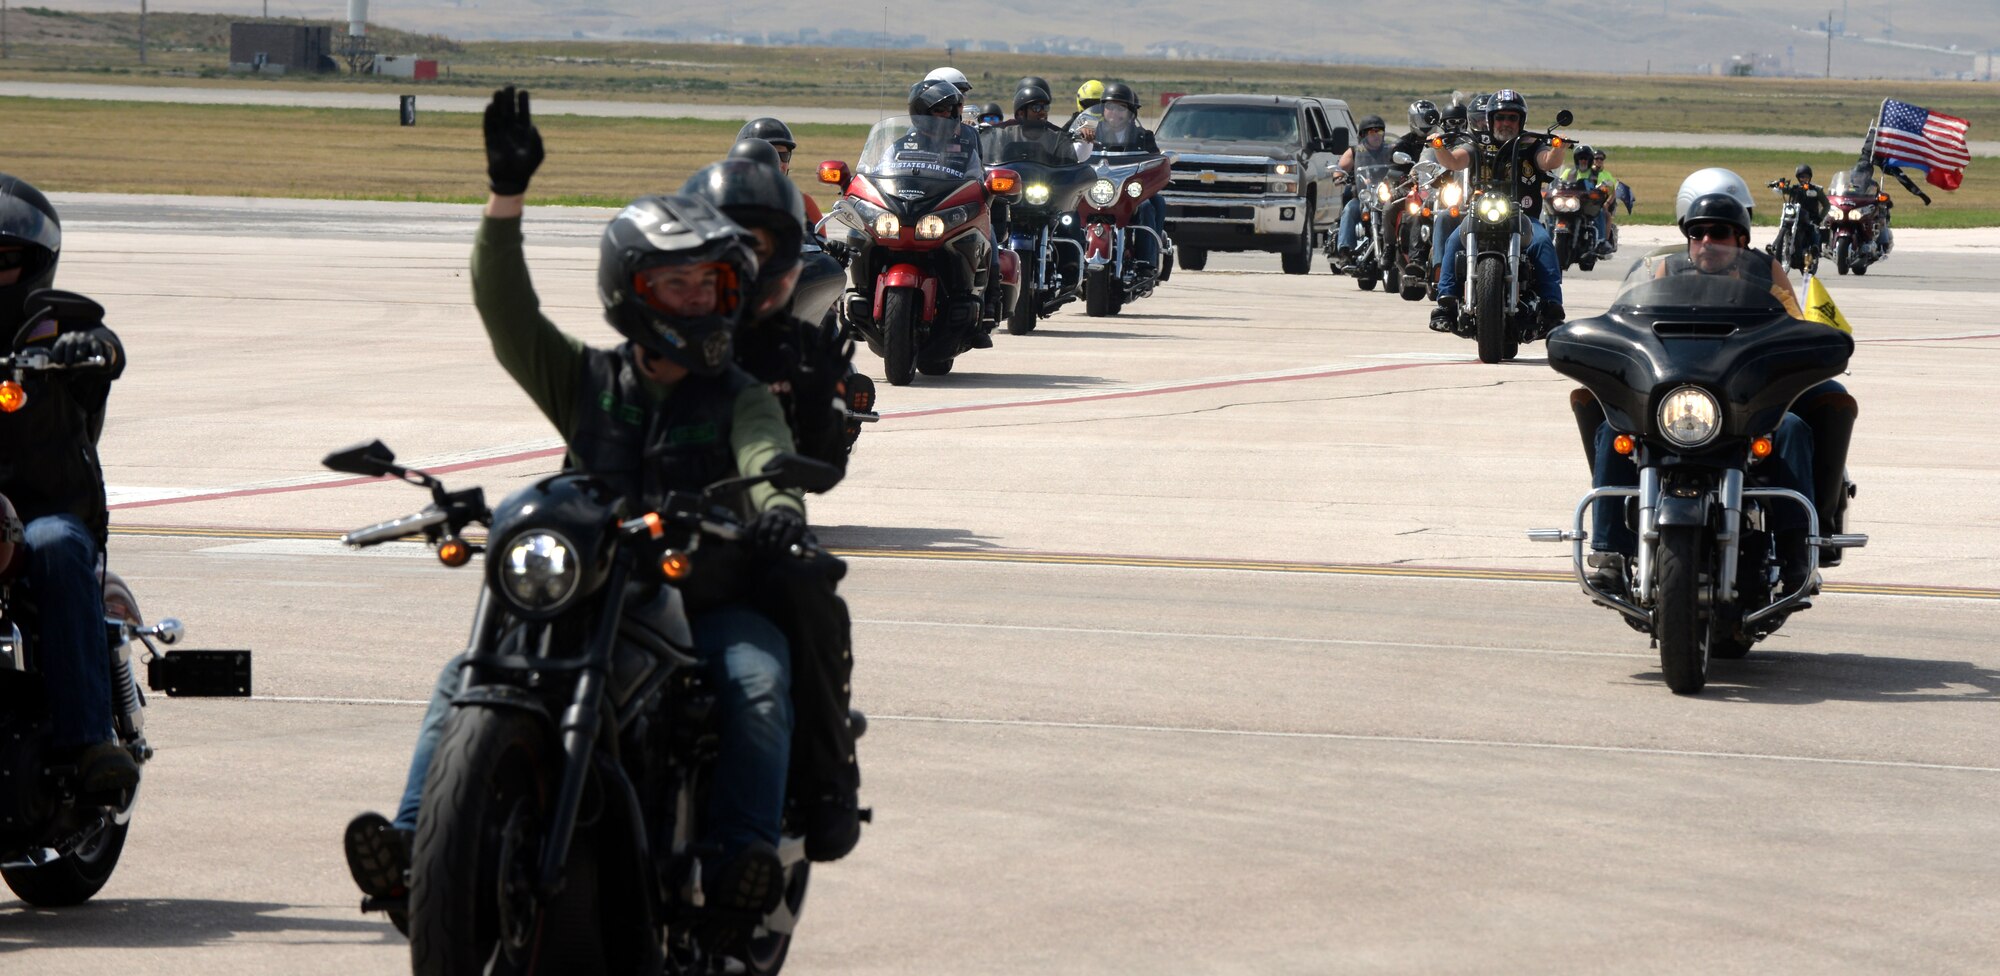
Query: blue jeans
1337 199 1364 252
1134 198 1164 266
1590 415 1816 556
26 514 111 749
1430 212 1452 266
396 603 793 859
1436 217 1562 306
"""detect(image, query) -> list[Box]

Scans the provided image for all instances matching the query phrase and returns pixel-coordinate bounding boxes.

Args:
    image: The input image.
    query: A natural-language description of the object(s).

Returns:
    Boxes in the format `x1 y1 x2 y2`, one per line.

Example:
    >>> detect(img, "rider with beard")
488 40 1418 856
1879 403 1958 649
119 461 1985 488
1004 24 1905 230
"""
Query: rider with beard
345 88 814 921
0 174 135 798
1428 89 1567 333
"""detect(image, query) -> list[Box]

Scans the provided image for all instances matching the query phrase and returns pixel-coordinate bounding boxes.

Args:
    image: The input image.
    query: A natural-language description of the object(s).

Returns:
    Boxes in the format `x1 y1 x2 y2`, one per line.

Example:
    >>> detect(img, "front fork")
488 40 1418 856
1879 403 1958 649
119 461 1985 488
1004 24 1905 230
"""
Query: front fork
537 559 631 897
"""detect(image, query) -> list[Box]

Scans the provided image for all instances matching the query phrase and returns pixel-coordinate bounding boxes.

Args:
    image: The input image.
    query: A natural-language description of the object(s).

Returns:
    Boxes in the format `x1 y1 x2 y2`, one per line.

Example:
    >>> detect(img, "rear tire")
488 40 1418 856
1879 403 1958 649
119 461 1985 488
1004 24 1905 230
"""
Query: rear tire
1178 247 1207 271
1 816 129 907
1399 277 1428 301
881 288 917 386
1656 526 1710 695
1355 275 1378 292
1472 255 1508 365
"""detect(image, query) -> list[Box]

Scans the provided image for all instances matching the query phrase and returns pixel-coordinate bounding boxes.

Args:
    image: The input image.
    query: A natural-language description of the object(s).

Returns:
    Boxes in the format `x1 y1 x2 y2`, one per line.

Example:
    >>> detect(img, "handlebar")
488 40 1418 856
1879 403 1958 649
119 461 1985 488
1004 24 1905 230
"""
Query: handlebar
342 507 448 547
0 351 108 372
618 503 845 580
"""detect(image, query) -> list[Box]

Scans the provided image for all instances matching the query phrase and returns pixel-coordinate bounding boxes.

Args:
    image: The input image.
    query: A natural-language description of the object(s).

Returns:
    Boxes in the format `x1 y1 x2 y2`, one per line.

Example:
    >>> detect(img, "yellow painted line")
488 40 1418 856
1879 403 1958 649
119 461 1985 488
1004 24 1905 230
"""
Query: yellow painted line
108 524 2000 601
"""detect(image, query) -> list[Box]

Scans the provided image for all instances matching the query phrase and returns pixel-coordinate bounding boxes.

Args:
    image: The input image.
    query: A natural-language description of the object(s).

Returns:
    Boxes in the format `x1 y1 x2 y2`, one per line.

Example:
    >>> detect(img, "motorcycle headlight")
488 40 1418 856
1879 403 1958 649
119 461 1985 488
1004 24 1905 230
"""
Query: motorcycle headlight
1476 194 1512 223
1441 182 1464 209
1087 179 1118 207
499 531 581 613
916 214 948 239
1406 198 1421 215
1125 180 1144 199
1658 386 1721 448
1025 183 1051 205
1375 182 1392 204
873 213 901 239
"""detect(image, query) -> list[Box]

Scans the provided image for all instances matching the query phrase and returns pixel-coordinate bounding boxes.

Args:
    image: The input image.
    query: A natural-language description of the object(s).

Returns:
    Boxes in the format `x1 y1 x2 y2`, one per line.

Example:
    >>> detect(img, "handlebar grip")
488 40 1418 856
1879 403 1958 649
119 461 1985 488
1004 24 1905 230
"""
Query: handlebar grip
791 542 848 583
342 508 447 547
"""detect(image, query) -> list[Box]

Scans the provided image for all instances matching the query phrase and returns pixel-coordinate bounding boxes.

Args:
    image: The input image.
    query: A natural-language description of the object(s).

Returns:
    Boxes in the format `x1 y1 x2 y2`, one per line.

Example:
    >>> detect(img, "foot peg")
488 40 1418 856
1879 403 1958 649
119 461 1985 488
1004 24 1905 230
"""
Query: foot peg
1527 528 1580 543
1816 534 1868 549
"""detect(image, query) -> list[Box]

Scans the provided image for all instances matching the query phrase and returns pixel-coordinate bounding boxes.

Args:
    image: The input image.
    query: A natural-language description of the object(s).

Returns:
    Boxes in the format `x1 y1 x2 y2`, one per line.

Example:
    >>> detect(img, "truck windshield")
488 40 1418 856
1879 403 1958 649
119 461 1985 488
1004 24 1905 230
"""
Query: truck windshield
1156 105 1298 143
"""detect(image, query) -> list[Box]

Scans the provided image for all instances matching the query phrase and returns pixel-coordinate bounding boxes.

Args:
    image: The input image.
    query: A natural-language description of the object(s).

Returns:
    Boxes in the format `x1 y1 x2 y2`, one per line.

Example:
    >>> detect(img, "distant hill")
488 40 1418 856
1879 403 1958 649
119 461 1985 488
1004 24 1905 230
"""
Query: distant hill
31 0 2000 79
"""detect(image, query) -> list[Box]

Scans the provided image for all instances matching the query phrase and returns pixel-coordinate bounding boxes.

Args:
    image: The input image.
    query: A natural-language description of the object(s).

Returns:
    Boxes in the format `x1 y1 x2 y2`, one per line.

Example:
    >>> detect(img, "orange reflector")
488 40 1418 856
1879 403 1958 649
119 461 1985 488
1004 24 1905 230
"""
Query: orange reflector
0 382 24 413
437 538 471 567
1612 434 1636 456
642 512 664 539
660 550 693 581
1448 206 1461 218
1750 436 1774 460
1877 193 1888 202
989 175 1018 193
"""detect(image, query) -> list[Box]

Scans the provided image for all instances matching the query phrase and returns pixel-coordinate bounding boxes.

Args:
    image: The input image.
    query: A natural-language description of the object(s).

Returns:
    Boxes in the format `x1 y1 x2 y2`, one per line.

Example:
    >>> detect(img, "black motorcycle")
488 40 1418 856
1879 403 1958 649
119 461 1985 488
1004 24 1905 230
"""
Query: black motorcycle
1449 109 1573 364
982 125 1095 335
1396 157 1452 302
1543 172 1606 271
1530 260 1865 695
325 440 854 975
0 347 249 907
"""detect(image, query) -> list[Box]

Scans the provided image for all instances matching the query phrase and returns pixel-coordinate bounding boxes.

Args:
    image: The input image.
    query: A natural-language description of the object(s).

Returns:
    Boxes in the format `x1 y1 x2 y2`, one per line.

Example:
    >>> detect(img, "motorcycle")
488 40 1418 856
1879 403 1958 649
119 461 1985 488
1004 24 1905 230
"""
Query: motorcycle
1529 259 1865 694
324 439 856 975
820 115 1022 385
1544 173 1607 271
1399 157 1461 303
0 349 249 907
1331 161 1404 292
1448 109 1574 364
980 124 1096 335
1765 179 1822 276
1073 107 1175 317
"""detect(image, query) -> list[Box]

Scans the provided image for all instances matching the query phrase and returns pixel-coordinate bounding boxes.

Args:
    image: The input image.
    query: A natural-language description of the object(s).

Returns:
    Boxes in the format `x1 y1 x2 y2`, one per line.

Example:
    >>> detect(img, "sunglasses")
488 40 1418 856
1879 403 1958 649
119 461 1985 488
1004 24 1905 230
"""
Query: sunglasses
774 149 793 164
1685 224 1738 242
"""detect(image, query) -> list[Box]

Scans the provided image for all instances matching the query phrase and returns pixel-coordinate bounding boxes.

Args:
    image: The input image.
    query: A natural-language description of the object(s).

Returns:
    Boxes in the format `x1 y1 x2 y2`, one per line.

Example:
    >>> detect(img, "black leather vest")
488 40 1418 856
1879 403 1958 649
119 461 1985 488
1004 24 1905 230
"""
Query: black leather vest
565 343 756 509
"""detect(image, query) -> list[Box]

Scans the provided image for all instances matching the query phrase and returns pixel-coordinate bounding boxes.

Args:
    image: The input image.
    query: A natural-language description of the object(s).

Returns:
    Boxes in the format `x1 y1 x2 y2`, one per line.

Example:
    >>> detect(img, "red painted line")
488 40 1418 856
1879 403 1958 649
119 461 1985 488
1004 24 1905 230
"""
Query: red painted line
110 360 1459 510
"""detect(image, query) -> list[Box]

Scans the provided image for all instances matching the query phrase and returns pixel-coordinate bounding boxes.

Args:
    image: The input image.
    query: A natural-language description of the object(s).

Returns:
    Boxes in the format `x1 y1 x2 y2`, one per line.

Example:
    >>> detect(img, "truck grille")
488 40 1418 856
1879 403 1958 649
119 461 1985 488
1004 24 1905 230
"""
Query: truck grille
1167 159 1270 196
1166 204 1256 220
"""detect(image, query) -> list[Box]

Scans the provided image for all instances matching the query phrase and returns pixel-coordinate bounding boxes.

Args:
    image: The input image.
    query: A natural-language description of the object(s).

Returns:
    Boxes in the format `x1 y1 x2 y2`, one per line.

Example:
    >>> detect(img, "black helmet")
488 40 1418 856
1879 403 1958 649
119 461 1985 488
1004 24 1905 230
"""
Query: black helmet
1489 88 1527 125
1795 163 1813 182
596 193 758 375
737 117 796 151
680 159 806 320
1469 93 1493 133
1013 84 1052 113
978 102 1005 122
0 173 61 331
1442 103 1467 127
1574 144 1594 167
1407 98 1439 134
909 79 964 119
1018 75 1050 94
1678 191 1753 243
727 138 784 169
1358 114 1385 134
1100 82 1139 112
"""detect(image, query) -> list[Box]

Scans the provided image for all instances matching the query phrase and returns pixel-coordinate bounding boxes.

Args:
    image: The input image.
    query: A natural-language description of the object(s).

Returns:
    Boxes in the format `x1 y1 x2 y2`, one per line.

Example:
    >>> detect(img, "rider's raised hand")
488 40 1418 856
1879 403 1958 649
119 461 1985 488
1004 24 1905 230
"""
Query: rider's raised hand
484 86 545 196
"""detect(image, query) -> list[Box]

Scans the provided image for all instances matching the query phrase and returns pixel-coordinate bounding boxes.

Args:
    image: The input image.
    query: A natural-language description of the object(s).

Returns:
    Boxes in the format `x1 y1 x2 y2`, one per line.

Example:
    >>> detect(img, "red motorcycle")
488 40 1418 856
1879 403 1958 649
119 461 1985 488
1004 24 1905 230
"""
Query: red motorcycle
820 115 1021 385
1072 109 1173 317
1824 164 1893 276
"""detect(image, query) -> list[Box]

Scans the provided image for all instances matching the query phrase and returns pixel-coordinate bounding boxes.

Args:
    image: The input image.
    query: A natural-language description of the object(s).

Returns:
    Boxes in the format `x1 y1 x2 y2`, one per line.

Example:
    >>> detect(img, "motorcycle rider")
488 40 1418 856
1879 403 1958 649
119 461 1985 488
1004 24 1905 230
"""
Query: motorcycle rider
1084 83 1166 273
976 102 1006 128
1066 79 1105 129
737 117 823 230
1584 192 1829 594
1547 144 1610 252
902 78 1003 348
1591 148 1625 254
924 66 972 97
1427 89 1567 333
345 88 814 918
1334 115 1393 266
1770 163 1829 270
0 174 136 798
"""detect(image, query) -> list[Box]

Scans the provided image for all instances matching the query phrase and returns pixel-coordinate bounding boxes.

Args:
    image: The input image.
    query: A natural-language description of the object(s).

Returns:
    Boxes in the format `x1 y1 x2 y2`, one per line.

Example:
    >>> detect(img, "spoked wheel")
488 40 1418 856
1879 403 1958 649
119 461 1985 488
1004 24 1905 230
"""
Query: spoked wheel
409 707 597 976
740 861 812 976
880 288 917 386
1472 255 1509 365
1 808 131 907
1655 526 1711 694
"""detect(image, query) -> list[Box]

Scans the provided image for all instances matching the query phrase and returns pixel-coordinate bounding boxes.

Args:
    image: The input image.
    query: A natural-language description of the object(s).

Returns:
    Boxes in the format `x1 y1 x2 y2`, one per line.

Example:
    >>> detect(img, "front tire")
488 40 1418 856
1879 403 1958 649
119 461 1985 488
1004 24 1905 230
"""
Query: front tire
1178 247 1207 271
1656 526 1710 695
881 288 917 386
1085 266 1116 317
1472 254 1509 365
1 816 130 907
1836 239 1853 276
1282 215 1313 275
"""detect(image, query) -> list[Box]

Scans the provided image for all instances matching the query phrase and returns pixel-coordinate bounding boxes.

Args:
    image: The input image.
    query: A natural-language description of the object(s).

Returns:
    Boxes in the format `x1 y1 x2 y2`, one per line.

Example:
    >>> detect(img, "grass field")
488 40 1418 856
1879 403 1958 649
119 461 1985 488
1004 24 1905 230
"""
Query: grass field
7 98 1995 227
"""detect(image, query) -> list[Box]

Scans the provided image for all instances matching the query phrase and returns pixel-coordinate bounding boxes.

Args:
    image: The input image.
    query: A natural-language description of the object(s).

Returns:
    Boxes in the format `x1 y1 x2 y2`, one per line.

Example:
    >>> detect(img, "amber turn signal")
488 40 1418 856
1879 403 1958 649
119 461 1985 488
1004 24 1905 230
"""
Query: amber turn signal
437 537 472 567
0 382 24 413
817 162 845 185
1612 434 1636 456
988 174 1018 193
1750 435 1774 460
642 512 664 539
660 550 693 581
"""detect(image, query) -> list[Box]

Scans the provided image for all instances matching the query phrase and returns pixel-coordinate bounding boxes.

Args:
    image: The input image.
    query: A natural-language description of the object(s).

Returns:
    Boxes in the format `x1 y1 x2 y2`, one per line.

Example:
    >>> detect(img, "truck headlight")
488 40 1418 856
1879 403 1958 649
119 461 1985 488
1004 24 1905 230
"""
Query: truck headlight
1441 182 1464 209
1087 179 1117 207
1272 163 1294 176
1025 183 1051 205
873 214 901 238
1658 387 1721 447
1272 180 1298 193
499 531 581 613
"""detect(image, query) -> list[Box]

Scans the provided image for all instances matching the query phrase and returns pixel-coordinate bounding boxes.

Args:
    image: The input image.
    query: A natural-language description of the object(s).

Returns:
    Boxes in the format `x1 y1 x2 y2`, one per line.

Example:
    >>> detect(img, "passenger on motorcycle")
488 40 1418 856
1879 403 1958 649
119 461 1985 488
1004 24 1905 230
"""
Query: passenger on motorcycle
345 88 813 919
738 117 823 229
1592 148 1626 254
0 174 135 798
1066 79 1105 129
976 102 1006 128
1428 89 1567 332
1770 163 1830 267
1584 192 1822 594
1334 115 1393 262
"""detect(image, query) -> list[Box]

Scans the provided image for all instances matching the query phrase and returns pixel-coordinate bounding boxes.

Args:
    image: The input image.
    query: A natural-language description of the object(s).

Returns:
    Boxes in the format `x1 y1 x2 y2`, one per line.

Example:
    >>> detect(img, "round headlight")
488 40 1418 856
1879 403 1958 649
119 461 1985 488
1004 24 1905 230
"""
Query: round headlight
1025 183 1051 205
873 213 901 238
1406 198 1421 214
1375 181 1392 204
1658 386 1721 447
1477 195 1512 223
1272 163 1294 176
500 530 581 612
1087 179 1117 207
916 214 948 239
1441 182 1464 209
1125 180 1143 199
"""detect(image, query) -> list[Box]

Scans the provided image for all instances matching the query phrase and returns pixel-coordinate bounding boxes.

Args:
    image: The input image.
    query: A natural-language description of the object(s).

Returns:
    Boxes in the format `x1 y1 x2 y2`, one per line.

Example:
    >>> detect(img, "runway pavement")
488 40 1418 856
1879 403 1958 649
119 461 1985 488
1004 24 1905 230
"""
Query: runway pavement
2 196 1996 973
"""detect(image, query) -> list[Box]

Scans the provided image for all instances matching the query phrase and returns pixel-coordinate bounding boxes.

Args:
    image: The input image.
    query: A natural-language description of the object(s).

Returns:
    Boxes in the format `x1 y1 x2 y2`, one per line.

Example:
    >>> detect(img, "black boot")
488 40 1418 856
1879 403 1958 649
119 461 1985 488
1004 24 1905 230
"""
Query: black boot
1429 296 1459 333
1776 529 1815 594
1539 299 1566 328
344 811 412 899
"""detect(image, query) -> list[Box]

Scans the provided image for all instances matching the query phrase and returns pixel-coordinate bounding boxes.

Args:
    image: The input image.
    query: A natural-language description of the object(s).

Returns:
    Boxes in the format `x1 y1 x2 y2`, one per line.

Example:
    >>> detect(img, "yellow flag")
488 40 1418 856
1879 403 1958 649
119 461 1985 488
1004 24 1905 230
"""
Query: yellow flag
1803 276 1854 335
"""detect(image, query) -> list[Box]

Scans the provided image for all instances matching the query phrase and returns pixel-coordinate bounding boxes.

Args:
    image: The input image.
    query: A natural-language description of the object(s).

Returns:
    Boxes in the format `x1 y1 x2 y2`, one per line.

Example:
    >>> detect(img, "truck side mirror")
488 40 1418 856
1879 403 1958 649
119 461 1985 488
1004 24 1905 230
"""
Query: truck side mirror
1327 129 1349 154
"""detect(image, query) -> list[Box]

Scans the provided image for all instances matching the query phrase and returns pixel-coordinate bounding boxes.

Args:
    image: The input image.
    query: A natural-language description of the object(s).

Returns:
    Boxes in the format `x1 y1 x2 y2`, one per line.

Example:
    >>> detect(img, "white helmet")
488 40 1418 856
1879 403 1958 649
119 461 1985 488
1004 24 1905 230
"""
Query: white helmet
1675 167 1755 221
924 67 971 94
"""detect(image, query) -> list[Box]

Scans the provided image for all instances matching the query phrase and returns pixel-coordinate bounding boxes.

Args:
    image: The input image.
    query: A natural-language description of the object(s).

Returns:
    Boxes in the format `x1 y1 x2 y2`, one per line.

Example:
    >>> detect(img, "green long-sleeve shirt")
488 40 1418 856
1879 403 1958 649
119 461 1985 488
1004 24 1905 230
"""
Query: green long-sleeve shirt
470 215 802 515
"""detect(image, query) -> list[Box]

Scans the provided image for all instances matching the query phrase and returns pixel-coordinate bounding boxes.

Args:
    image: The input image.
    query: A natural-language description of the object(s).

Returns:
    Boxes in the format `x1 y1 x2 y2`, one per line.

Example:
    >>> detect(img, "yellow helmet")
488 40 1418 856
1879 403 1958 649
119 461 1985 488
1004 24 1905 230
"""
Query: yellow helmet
1076 79 1105 112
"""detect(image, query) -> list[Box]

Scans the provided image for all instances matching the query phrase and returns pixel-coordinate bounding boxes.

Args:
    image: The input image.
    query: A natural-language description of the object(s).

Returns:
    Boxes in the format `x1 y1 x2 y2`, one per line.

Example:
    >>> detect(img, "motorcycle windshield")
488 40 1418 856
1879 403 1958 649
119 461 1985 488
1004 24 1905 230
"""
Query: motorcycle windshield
1355 163 1395 193
857 115 982 180
1156 104 1299 143
1073 106 1154 154
1607 253 1787 315
982 125 1079 167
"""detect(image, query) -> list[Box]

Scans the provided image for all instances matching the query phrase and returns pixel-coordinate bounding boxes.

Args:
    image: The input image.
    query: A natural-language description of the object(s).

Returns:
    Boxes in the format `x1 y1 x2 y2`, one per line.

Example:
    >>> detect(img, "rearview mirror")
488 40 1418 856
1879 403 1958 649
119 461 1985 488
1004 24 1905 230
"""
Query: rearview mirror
322 439 400 478
1392 152 1414 166
1555 109 1574 128
761 452 844 494
818 160 852 190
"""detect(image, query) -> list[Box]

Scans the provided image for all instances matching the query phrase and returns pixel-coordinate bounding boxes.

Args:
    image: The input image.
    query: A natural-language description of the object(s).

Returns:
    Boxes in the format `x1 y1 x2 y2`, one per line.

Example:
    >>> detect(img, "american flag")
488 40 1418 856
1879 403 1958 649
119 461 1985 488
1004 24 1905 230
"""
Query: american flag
1872 98 1971 191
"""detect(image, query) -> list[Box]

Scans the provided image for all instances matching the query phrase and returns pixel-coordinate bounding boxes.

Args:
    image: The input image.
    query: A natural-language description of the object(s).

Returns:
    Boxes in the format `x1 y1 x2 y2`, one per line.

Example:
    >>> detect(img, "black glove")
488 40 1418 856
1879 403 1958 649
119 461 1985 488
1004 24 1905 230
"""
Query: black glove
749 507 809 555
50 330 111 368
483 86 545 196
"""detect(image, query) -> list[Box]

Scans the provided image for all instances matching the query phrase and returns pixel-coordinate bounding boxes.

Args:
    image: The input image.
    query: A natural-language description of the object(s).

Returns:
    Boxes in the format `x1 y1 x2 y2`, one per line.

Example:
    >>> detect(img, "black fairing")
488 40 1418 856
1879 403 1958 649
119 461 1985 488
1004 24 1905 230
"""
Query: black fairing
789 246 844 323
1001 159 1096 217
1548 311 1853 442
485 473 622 612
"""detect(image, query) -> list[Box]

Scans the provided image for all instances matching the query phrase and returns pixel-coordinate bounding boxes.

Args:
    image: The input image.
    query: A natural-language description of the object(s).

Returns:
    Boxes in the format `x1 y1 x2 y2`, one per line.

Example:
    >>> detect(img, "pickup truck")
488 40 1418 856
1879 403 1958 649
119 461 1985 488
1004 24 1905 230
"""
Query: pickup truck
1153 94 1354 274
